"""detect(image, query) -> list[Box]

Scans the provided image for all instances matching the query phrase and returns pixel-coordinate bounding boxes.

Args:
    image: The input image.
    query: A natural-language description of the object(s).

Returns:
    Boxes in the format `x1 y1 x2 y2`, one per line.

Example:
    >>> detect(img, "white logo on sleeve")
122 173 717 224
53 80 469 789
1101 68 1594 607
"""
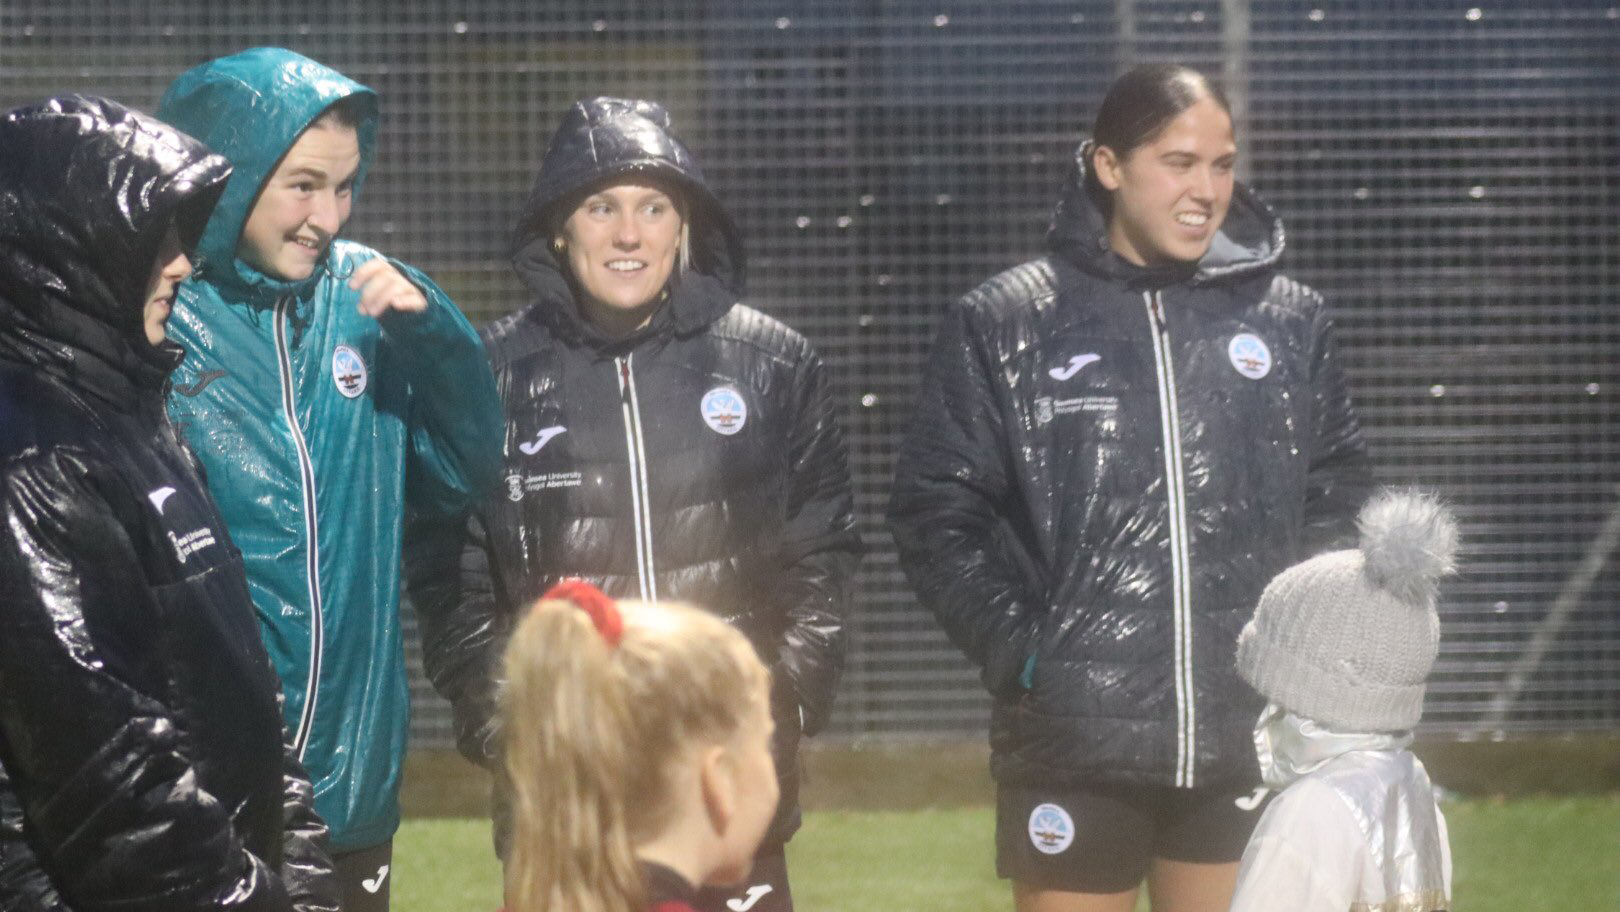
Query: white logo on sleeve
147 486 178 514
727 884 773 911
1228 333 1273 380
701 387 747 435
518 425 567 455
1049 353 1102 381
333 345 368 398
361 864 389 893
1027 802 1075 854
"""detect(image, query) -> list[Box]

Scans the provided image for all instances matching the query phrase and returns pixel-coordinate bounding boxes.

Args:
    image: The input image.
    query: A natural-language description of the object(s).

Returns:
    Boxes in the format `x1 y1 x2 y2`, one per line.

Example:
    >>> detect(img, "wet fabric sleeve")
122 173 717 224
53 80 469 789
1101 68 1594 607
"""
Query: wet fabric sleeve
404 507 504 767
1301 304 1372 555
771 347 862 737
888 302 1044 698
0 449 293 912
0 760 69 912
274 718 340 912
382 260 505 520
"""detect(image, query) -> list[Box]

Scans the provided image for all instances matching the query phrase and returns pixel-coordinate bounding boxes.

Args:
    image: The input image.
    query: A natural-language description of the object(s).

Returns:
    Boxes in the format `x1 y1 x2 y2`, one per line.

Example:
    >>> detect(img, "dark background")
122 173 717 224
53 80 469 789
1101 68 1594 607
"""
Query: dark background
4 0 1615 745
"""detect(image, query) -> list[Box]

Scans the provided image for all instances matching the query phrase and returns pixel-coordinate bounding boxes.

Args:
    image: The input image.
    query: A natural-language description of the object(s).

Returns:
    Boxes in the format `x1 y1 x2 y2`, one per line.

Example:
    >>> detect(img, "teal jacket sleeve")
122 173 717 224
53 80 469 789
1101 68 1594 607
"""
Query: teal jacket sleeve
378 260 504 519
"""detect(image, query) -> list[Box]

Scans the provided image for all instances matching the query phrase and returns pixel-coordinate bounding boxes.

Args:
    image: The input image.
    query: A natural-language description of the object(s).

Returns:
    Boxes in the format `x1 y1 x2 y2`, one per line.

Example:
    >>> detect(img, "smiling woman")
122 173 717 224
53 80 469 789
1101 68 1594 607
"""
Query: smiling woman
406 97 862 912
889 63 1372 912
557 179 687 337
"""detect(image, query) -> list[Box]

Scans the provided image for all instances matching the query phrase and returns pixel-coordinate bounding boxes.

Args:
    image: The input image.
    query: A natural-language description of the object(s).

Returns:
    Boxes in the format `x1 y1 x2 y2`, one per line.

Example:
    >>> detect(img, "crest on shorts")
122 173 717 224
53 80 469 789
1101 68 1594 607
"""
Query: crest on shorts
1027 802 1075 854
701 386 747 436
333 345 367 398
1228 333 1272 380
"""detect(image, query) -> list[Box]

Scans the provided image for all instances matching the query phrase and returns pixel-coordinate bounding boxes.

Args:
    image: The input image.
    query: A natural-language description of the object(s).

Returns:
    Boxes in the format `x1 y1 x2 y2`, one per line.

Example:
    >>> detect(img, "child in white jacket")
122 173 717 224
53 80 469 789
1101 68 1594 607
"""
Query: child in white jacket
1230 490 1457 912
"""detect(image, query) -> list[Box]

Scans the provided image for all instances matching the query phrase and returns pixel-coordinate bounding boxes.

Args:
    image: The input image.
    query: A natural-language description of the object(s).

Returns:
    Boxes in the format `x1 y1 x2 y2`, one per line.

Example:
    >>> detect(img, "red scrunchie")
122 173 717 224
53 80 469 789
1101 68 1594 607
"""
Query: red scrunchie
541 579 623 647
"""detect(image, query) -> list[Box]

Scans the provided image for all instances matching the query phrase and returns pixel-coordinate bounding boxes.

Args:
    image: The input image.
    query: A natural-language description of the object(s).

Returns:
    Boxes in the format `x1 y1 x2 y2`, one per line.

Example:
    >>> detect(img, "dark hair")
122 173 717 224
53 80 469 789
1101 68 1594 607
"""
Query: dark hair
1092 64 1231 158
313 94 367 130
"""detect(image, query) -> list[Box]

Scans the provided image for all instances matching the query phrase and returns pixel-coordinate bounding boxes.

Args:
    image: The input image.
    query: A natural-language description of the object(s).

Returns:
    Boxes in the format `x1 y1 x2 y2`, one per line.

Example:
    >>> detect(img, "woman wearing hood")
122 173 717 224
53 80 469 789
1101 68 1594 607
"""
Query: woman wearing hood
0 95 338 912
890 65 1372 911
408 97 861 912
154 48 504 912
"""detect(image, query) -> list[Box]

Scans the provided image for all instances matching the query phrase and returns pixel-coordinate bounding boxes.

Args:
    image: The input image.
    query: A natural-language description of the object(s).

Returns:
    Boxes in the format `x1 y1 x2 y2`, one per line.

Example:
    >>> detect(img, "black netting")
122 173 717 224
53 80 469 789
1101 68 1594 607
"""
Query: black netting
5 0 1614 745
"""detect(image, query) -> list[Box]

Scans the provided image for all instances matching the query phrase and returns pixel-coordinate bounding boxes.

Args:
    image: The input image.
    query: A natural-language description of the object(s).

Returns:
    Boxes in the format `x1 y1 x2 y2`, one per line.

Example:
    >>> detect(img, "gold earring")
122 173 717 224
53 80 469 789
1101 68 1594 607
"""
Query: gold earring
551 237 566 254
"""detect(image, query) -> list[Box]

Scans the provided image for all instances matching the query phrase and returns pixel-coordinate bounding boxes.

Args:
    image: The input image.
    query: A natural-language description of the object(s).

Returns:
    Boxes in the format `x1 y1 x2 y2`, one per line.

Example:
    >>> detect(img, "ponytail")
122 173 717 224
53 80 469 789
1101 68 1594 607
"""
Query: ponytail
501 596 770 912
503 601 643 912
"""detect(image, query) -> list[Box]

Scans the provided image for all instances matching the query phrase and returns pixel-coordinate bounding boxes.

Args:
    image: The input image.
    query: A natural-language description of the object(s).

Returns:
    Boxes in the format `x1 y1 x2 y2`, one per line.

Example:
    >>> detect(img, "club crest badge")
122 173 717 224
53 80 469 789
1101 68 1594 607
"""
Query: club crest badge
1027 802 1075 854
701 387 747 436
333 345 368 398
1034 396 1055 425
1228 333 1273 380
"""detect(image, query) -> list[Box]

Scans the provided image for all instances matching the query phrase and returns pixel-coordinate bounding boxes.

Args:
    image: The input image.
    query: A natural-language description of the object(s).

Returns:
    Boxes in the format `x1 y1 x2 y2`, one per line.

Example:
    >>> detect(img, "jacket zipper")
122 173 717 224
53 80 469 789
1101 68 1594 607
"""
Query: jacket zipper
274 295 325 760
1143 290 1197 788
615 354 658 604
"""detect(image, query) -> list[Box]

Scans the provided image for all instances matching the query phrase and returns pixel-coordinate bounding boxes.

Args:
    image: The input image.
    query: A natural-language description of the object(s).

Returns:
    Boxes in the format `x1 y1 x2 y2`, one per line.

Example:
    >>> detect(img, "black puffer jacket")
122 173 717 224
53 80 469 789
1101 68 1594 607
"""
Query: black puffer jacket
407 98 861 848
0 96 338 912
889 142 1371 791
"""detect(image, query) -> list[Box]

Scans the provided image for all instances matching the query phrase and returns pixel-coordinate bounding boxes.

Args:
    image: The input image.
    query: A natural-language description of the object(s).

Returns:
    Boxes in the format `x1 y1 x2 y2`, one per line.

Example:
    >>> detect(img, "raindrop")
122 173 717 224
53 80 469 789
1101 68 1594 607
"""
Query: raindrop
794 216 811 229
22 24 34 36
1429 384 1446 398
1352 187 1370 200
935 193 953 206
1308 9 1325 21
1493 601 1509 614
861 394 879 407
859 194 876 207
382 221 397 234
775 16 792 29
593 19 607 32
858 314 875 327
163 23 177 36
1586 383 1601 395
836 215 854 229
453 21 469 34
1465 7 1483 21
1070 13 1085 24
1189 10 1206 23
933 14 949 27
877 274 893 286
1469 185 1485 199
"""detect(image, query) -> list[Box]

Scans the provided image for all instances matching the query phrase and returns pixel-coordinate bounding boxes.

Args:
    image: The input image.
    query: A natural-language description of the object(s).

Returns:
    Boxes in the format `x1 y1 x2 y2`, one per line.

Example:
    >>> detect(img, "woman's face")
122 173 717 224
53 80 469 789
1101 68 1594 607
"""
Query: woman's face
143 225 192 346
559 180 684 335
1094 95 1236 268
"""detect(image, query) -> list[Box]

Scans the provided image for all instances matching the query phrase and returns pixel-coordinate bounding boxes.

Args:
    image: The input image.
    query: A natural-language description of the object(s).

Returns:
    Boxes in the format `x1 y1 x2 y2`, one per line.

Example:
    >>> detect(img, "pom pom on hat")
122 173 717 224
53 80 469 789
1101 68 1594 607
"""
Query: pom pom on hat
1358 489 1458 607
1236 489 1459 731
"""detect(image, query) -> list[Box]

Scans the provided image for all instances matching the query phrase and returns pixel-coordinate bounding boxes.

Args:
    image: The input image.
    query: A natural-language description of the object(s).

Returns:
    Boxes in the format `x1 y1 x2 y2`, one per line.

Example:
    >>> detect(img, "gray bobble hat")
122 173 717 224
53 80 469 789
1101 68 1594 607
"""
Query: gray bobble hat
1236 490 1459 732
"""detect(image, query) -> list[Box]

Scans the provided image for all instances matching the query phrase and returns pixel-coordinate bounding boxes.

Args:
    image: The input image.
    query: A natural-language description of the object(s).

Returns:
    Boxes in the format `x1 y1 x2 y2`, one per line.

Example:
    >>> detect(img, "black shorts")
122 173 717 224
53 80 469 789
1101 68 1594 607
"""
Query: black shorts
332 839 393 912
691 848 793 912
995 780 1272 893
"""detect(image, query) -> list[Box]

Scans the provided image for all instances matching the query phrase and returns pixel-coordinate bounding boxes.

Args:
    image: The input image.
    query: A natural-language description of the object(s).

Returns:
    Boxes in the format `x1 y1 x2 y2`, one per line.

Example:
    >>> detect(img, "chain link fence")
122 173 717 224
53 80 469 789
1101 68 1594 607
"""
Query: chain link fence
4 0 1615 746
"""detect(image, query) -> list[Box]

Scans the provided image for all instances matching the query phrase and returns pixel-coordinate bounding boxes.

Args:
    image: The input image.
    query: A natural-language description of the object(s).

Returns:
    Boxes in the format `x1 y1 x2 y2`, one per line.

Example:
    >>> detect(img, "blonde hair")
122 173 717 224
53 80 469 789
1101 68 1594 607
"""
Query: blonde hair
501 597 770 912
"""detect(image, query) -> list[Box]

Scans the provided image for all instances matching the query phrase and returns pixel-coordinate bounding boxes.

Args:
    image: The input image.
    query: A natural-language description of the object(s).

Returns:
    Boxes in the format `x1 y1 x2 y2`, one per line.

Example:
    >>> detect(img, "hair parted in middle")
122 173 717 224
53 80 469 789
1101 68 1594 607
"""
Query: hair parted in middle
500 592 771 912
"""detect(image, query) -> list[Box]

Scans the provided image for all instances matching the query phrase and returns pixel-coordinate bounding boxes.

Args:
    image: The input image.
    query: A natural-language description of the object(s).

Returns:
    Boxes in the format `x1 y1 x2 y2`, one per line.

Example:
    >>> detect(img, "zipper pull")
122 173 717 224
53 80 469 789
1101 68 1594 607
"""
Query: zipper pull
1149 293 1167 332
617 357 633 404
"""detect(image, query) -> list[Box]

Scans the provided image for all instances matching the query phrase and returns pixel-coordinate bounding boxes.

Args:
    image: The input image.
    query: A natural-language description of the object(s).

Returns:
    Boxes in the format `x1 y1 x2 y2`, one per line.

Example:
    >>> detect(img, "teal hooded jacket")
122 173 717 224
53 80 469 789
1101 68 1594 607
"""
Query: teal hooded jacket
157 48 503 851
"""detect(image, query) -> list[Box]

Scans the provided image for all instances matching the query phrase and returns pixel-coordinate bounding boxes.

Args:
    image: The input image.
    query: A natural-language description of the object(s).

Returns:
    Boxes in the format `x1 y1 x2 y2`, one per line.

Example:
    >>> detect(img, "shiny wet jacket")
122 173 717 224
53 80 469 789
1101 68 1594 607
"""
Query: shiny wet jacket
156 48 504 851
406 98 861 848
889 142 1371 790
0 96 337 911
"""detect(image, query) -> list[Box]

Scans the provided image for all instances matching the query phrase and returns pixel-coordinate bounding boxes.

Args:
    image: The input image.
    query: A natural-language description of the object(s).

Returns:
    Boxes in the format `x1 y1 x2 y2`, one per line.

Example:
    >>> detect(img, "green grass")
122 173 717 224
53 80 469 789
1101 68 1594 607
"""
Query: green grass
393 797 1619 912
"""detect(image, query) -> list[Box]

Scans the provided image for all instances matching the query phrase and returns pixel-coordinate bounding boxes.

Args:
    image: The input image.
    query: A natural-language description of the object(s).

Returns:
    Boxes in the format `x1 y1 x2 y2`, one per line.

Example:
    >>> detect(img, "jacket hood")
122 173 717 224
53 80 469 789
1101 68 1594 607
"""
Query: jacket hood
156 47 378 300
0 95 231 408
1046 140 1285 286
511 97 745 345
